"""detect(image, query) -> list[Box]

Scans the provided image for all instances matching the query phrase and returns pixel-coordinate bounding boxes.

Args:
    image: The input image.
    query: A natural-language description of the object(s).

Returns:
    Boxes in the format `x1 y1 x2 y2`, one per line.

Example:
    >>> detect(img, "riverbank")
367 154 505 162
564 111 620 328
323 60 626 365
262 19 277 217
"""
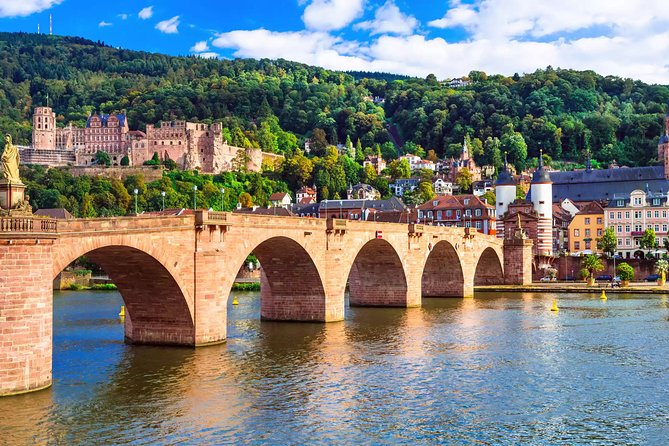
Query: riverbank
476 282 669 294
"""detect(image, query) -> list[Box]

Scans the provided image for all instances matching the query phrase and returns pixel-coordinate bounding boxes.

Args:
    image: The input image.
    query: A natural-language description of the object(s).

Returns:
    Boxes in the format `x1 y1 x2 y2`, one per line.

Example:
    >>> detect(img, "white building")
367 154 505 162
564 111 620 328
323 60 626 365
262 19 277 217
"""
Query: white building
433 178 453 196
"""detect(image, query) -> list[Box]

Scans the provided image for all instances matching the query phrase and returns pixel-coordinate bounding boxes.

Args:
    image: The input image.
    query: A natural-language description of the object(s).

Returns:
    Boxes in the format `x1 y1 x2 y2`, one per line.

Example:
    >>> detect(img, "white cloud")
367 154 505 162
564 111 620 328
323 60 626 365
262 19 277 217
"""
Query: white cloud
429 0 668 40
155 15 180 34
355 0 418 36
0 0 62 17
302 0 365 31
98 21 112 27
190 40 209 53
118 13 128 20
211 25 669 84
195 52 220 59
138 6 153 20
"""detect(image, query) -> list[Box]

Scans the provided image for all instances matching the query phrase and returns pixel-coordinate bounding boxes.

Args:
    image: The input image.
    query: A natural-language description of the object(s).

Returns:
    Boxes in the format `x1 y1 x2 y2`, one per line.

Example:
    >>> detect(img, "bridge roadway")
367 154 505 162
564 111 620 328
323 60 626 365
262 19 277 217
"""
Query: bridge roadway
0 211 533 396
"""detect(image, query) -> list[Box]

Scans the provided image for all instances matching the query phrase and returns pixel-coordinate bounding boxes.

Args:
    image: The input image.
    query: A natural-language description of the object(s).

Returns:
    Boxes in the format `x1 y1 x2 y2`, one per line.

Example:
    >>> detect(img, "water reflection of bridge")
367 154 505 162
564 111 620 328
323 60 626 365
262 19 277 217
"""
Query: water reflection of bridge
0 211 532 396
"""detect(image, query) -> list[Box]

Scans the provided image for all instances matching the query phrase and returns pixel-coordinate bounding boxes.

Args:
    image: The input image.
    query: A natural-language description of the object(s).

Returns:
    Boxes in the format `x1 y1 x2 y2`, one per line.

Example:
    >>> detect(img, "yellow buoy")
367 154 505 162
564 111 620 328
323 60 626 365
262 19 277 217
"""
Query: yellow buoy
600 290 607 300
118 305 125 317
550 299 559 312
232 295 239 306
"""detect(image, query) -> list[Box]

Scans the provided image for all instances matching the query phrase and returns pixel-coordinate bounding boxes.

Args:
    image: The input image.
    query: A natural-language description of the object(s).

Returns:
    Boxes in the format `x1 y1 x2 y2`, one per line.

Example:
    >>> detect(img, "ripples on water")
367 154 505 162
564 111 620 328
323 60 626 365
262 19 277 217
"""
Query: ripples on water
2 291 669 444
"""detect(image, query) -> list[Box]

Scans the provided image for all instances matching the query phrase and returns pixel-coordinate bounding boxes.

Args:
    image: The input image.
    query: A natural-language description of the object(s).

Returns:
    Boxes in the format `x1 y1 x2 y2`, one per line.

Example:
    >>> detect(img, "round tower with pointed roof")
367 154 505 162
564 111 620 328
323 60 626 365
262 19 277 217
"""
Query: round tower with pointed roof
530 150 553 255
494 152 517 238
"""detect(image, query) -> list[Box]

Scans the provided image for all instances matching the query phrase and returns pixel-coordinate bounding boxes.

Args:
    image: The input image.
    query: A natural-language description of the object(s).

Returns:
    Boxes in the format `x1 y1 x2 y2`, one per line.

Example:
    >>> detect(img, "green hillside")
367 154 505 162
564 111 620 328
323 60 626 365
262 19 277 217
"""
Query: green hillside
0 32 668 171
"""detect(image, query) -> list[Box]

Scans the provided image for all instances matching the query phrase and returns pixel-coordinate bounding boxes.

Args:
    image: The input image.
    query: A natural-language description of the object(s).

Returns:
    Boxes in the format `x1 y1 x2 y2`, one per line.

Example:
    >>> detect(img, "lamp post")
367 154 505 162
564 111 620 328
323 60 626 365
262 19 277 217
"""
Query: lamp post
193 185 198 210
133 188 138 215
161 191 166 212
220 187 225 212
339 200 342 219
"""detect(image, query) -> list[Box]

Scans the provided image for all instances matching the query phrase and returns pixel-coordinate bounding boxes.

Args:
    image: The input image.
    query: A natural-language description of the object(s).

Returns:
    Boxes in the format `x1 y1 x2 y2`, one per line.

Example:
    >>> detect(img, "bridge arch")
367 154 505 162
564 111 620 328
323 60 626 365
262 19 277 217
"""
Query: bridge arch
53 239 195 346
474 247 504 286
239 236 328 321
422 240 465 297
347 238 408 306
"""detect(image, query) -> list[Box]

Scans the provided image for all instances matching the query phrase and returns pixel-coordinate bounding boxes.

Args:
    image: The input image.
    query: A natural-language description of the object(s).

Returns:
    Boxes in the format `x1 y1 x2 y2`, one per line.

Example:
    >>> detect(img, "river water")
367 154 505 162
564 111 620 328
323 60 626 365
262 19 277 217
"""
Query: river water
2 291 669 444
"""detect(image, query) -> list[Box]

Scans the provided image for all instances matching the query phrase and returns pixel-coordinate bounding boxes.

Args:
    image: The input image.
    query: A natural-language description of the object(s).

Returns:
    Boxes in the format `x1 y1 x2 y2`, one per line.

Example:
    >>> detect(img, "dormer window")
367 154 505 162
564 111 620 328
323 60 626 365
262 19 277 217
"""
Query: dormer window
653 198 660 206
433 200 439 206
616 200 624 207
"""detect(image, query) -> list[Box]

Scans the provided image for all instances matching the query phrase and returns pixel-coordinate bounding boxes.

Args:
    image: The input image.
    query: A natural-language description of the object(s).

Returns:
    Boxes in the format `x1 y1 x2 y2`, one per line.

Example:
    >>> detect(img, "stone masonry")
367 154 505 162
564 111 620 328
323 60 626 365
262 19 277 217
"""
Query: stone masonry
0 212 531 396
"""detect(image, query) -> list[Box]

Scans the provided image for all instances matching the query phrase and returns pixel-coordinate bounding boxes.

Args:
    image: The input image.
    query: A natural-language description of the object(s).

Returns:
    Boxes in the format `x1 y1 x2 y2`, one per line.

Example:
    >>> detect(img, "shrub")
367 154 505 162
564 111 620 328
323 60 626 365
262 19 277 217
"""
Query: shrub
90 283 117 291
232 282 260 291
616 262 635 282
68 283 84 291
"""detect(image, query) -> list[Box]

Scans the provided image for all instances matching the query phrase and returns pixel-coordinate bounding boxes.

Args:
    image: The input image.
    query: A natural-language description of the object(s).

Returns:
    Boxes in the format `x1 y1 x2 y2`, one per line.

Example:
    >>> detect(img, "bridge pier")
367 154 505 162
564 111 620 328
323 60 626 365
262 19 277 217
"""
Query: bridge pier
0 236 56 397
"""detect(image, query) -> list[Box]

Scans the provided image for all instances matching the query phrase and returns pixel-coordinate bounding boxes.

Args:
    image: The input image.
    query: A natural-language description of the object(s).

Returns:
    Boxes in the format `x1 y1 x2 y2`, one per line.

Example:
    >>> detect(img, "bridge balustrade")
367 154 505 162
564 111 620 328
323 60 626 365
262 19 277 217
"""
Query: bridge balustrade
0 217 58 233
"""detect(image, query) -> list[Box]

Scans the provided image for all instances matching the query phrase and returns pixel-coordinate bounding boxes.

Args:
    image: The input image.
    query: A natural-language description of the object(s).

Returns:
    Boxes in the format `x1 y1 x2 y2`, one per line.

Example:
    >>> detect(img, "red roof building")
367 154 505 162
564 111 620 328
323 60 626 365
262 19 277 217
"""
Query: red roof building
417 194 496 234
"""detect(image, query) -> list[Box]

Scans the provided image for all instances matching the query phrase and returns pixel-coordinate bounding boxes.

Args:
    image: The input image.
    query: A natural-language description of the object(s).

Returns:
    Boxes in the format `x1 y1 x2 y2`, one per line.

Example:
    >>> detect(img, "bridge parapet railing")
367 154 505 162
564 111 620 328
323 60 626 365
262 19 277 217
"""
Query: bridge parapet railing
0 217 58 234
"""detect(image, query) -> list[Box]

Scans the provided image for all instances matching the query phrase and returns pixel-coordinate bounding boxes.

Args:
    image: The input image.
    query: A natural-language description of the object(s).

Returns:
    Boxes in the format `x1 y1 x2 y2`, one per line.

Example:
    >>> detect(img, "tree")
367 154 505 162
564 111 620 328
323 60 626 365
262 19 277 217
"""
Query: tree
655 259 668 283
239 192 254 208
163 158 178 170
416 181 436 203
501 132 528 171
120 155 130 166
95 151 111 167
481 190 496 206
455 169 473 193
581 254 604 281
310 128 328 156
616 262 635 282
598 227 617 257
640 228 658 250
387 158 411 180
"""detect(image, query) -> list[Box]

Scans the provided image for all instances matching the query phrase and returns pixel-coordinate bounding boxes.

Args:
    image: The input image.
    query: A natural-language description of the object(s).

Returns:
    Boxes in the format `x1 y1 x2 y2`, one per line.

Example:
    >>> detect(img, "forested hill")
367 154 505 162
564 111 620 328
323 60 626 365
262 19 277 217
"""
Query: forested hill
0 31 668 170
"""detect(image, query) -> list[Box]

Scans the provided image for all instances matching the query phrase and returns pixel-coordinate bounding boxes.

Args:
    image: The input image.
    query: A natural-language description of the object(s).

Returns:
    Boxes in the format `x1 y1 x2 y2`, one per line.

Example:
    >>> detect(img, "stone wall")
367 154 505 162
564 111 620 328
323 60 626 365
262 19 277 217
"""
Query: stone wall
69 166 164 182
555 256 659 280
53 269 92 290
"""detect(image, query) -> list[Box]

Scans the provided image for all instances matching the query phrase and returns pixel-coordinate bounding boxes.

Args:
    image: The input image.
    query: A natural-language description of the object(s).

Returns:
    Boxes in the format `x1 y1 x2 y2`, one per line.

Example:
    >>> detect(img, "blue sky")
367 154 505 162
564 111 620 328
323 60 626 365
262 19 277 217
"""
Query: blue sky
2 0 669 83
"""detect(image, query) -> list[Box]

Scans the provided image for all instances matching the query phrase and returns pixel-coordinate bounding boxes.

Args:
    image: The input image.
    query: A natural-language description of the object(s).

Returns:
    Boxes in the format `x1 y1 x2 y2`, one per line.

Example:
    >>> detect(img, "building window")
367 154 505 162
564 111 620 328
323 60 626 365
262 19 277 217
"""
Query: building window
585 229 591 237
585 218 590 225
575 241 580 250
475 209 482 217
655 225 660 232
574 229 580 237
634 197 642 205
463 199 470 205
433 200 439 206
618 212 623 219
617 200 624 207
597 218 603 225
617 225 622 233
647 211 652 218
653 198 660 206
617 238 622 246
635 211 642 219
585 241 591 250
465 209 471 217
625 238 631 246
635 224 642 232
437 211 442 220
456 210 461 217
446 210 452 217
597 229 602 237
625 225 630 233
475 221 482 229
655 211 660 218
609 212 615 220
663 225 668 233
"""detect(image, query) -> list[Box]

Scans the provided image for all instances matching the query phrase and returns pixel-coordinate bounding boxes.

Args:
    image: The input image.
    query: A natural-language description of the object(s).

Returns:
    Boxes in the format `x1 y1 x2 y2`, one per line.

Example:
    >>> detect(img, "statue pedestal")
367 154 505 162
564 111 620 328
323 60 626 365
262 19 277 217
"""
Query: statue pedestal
0 180 26 210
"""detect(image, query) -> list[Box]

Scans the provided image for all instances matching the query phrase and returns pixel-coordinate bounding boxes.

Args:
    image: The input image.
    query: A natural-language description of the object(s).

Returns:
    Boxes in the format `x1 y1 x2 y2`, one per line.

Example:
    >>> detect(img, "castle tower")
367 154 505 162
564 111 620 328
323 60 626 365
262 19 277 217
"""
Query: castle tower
32 106 56 150
659 104 669 180
530 150 553 255
494 152 516 238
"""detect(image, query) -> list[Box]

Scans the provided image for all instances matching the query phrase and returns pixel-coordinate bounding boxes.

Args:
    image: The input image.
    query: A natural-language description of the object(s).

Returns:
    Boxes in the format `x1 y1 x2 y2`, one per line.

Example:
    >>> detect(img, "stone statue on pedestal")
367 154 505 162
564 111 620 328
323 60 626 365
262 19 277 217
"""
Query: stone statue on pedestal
1 134 20 184
0 134 32 216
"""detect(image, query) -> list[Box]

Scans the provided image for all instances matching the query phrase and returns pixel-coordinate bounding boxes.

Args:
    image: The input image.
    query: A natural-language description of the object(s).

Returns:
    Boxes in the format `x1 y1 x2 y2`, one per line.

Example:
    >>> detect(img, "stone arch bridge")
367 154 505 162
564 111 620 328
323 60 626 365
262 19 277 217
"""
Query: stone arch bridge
0 211 532 396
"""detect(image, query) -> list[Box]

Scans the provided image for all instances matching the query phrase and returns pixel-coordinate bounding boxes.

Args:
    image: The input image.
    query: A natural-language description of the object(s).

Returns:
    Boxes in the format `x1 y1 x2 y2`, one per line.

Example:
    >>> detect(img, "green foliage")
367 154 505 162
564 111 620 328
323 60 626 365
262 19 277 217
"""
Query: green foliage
455 169 473 193
616 262 635 281
640 228 658 249
387 158 411 180
232 282 261 291
416 181 436 203
120 155 130 166
581 254 604 278
90 283 118 291
654 259 668 275
95 151 111 167
481 190 496 206
598 227 617 257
